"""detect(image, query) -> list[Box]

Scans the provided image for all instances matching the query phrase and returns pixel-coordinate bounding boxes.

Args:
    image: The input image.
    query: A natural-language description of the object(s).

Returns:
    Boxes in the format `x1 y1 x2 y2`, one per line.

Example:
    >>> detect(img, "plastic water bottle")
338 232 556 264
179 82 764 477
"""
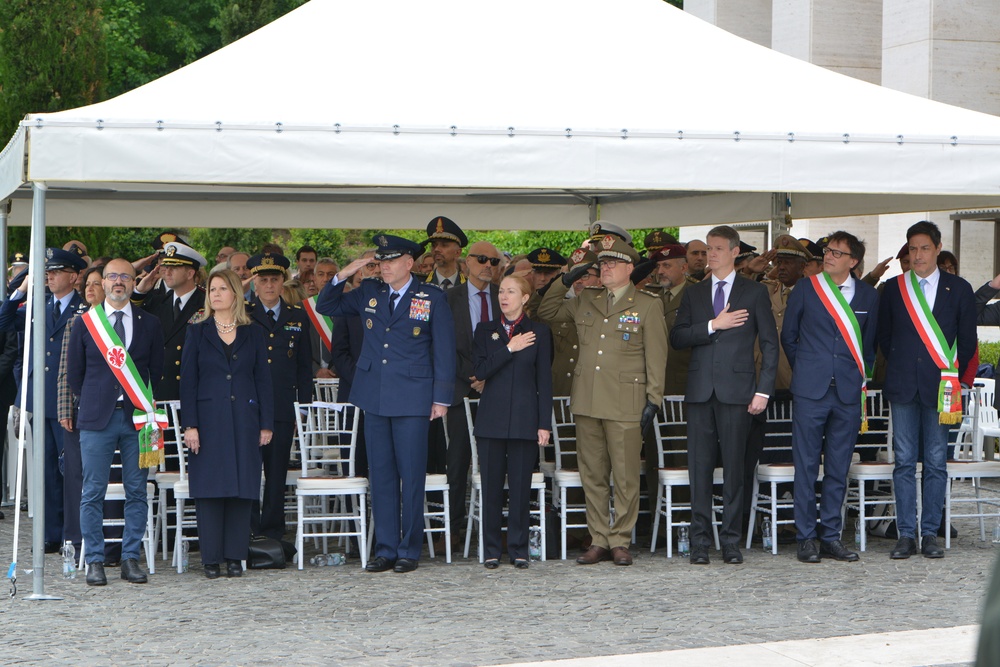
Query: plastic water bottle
327 553 345 566
855 519 862 548
62 542 77 579
993 519 1000 545
310 554 329 566
762 517 773 551
677 526 690 556
528 526 542 560
180 541 190 573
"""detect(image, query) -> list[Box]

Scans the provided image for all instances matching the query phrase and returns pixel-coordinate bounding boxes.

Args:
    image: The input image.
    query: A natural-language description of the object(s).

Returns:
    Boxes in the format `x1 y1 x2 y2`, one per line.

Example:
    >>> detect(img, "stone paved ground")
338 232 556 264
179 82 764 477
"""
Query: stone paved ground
0 481 997 666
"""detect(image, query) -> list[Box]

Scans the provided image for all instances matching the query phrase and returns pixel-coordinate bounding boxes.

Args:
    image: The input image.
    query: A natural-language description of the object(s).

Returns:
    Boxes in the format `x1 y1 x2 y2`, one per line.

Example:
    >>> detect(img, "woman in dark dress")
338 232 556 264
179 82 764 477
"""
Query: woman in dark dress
473 275 553 569
180 270 274 579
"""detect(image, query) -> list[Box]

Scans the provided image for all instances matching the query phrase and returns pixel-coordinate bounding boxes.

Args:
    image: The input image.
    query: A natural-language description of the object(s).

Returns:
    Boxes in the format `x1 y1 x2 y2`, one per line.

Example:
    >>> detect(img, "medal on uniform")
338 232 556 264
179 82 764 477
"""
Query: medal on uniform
413 327 421 337
288 350 294 358
366 319 373 329
409 298 431 321
491 332 499 340
369 298 377 307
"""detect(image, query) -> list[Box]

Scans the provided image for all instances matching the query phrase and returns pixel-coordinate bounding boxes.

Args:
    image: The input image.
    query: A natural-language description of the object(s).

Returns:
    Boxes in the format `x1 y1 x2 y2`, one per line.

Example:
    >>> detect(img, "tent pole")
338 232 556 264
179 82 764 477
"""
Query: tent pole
0 200 8 301
25 182 59 601
771 193 791 245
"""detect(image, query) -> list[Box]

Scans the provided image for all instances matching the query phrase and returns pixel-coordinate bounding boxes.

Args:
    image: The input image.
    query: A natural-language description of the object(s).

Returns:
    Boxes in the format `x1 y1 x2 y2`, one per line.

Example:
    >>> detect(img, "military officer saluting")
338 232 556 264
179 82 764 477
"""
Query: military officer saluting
537 235 668 566
317 234 456 573
547 248 600 397
246 252 314 541
132 241 208 401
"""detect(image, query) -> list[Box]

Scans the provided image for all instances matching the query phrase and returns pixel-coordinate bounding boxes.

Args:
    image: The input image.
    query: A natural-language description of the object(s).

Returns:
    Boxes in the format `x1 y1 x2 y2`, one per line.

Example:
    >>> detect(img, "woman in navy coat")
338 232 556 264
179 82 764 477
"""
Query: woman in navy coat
473 275 553 569
180 270 274 579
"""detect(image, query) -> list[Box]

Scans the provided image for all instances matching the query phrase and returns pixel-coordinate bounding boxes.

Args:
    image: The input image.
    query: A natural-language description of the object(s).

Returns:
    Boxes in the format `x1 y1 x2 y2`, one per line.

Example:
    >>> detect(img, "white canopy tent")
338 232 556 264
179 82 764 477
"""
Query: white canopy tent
3 0 1000 232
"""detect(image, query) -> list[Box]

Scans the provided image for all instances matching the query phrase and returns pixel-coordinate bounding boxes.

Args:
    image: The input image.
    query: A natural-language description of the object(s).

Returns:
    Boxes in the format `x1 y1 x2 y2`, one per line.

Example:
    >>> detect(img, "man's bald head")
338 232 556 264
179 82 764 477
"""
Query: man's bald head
466 241 500 288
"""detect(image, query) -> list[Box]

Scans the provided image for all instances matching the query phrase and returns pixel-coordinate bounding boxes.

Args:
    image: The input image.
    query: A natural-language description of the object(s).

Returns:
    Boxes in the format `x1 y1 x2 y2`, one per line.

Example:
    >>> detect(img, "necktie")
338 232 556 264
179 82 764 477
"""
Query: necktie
713 281 726 317
173 297 182 322
268 309 277 323
389 292 399 314
607 292 614 309
52 299 61 324
112 310 125 346
478 291 490 323
919 278 929 297
441 278 452 289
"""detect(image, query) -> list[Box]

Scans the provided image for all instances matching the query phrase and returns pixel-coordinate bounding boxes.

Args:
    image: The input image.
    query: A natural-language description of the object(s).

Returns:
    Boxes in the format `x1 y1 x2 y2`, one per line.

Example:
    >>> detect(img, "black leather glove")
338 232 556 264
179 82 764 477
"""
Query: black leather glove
562 263 593 287
639 400 659 436
6 268 28 294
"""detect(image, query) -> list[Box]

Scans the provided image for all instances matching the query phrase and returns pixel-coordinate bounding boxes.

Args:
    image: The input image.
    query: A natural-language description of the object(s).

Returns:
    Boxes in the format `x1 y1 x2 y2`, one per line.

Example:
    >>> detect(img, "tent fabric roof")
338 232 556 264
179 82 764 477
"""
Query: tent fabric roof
4 0 1000 230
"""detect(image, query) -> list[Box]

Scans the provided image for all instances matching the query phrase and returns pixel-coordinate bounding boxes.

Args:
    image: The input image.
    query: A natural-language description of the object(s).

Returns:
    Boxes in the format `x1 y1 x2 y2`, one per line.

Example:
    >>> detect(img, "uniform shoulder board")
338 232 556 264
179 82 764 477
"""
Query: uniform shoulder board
584 285 604 290
421 282 443 292
361 276 382 284
760 278 779 286
75 303 88 313
188 309 208 325
685 275 701 285
638 288 660 298
290 303 302 310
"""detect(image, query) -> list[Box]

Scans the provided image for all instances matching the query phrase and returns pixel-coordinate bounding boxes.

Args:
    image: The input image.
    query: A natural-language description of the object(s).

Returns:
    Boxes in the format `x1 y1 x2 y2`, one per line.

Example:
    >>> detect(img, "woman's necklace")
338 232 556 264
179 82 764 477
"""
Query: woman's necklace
215 319 237 334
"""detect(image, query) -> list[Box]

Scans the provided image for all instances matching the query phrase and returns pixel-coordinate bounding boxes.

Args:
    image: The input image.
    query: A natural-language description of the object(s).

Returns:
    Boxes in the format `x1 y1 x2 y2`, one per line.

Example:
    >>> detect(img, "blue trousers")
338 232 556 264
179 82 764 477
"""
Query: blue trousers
365 414 429 561
891 399 949 539
791 386 859 541
42 417 64 543
79 408 148 564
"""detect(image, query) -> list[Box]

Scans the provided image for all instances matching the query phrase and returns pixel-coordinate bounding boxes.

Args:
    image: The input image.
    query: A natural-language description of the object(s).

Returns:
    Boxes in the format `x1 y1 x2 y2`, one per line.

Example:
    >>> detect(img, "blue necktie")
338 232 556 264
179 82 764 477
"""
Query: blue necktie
713 281 726 317
113 310 125 346
389 292 399 314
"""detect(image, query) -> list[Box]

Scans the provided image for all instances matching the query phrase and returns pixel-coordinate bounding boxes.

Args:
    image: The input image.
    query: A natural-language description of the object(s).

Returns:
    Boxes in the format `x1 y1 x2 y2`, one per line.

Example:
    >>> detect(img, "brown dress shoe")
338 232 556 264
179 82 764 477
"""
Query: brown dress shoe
576 545 612 565
611 546 633 566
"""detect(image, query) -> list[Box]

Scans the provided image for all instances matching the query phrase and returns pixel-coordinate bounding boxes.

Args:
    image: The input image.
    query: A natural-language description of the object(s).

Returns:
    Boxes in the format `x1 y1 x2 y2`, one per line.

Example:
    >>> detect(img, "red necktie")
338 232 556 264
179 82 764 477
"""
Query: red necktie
479 291 490 323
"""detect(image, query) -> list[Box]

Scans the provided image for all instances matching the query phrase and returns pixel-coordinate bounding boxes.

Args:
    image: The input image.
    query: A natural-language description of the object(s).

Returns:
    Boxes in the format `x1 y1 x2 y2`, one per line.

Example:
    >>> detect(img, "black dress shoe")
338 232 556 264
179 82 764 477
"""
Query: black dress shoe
204 564 221 579
921 535 945 559
86 562 107 586
938 520 958 539
513 559 529 570
797 539 821 563
820 539 859 562
44 541 61 554
722 543 743 565
689 547 710 565
365 556 396 573
890 537 918 559
484 559 500 570
226 560 243 577
393 558 418 573
120 558 148 583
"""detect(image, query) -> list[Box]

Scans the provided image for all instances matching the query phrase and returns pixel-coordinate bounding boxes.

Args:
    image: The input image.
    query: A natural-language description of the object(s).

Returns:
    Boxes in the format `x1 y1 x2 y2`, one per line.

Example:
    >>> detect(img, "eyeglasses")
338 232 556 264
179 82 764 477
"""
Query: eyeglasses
598 259 620 269
469 254 500 267
822 247 852 259
364 262 379 270
104 273 135 283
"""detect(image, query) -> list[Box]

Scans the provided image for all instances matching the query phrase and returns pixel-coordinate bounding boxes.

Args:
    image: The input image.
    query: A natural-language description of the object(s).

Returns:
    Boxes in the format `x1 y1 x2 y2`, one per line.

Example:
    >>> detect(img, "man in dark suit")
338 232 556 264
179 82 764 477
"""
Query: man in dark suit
317 234 456 573
131 241 208 401
877 220 977 559
66 258 164 586
0 247 87 551
670 226 779 565
782 231 878 564
444 241 501 538
246 252 314 541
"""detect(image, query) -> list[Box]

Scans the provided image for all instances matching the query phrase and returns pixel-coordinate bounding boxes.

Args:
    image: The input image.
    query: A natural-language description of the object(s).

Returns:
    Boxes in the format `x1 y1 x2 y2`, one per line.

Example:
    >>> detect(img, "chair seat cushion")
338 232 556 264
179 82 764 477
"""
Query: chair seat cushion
425 473 449 488
296 476 368 491
154 472 181 487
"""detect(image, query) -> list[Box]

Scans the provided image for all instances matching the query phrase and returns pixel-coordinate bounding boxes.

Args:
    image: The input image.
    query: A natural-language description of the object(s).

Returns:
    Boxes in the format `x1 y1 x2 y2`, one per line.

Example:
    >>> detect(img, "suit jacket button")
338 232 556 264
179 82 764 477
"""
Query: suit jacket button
268 346 273 350
572 345 578 350
268 359 272 364
231 396 236 401
226 374 232 380
44 366 49 372
177 345 182 351
382 359 388 364
603 319 608 323
569 358 574 363
176 375 180 380
384 343 389 348
600 334 605 339
595 366 601 371
46 351 50 356
270 333 275 338
175 360 180 366
597 350 603 355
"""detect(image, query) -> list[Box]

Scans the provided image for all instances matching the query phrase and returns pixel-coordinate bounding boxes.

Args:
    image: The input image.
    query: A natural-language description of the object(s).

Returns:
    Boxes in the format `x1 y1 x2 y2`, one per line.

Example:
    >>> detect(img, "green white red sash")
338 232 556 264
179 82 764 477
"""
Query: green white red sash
81 306 167 467
302 296 332 352
810 273 870 432
896 271 962 424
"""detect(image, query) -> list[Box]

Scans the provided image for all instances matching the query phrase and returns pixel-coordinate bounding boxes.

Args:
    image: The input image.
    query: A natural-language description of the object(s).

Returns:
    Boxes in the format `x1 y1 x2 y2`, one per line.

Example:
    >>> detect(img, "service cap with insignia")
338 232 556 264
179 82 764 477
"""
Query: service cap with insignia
64 241 87 259
569 247 599 269
630 259 656 285
588 221 632 246
372 234 422 261
643 230 678 255
9 252 27 266
247 252 291 277
422 216 468 248
647 244 687 264
161 241 208 270
44 247 87 272
798 238 825 261
596 236 640 264
735 241 758 265
773 235 808 260
526 247 567 270
152 230 188 250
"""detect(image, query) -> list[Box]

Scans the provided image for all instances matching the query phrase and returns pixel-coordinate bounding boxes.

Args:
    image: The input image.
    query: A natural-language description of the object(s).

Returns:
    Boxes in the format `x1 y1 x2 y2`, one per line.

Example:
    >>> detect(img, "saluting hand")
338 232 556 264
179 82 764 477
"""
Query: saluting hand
507 331 536 352
336 257 372 283
185 427 200 454
712 303 748 331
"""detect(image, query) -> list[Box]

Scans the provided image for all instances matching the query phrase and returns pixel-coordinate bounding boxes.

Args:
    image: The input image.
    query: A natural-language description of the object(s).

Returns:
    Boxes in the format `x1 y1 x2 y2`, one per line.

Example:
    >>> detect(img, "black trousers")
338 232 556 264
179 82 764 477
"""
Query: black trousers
254 419 295 540
196 497 252 564
478 437 537 561
446 401 473 529
687 396 751 548
62 426 83 547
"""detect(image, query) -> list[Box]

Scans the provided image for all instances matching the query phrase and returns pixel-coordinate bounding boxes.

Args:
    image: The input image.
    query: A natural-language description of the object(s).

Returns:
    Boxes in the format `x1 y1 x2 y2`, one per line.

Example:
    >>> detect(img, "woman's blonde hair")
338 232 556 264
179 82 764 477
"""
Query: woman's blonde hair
205 269 251 326
282 278 307 306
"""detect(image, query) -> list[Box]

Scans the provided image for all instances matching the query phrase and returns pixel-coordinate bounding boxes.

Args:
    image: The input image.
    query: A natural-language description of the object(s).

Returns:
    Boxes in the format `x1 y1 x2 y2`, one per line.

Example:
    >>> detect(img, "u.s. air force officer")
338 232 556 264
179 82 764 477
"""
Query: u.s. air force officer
317 235 456 573
781 231 878 564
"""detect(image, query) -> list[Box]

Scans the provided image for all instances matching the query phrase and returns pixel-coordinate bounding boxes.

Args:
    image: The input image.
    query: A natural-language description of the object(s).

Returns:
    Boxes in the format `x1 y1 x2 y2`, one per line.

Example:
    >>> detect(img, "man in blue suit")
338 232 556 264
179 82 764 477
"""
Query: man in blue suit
67 258 164 586
317 234 456 573
878 220 977 560
0 247 87 551
782 231 878 564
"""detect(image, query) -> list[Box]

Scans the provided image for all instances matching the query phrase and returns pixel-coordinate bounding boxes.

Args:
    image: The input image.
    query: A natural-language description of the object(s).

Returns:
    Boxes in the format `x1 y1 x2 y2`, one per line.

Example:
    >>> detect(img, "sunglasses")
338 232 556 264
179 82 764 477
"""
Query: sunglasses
469 254 500 267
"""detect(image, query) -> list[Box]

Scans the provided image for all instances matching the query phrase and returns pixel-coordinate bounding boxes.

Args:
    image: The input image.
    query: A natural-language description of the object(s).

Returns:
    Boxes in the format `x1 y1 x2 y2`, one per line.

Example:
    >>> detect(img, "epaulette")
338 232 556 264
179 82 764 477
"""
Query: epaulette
289 303 302 310
188 308 208 325
638 288 661 298
420 282 443 292
75 303 88 313
361 276 383 284
685 275 701 285
584 285 604 290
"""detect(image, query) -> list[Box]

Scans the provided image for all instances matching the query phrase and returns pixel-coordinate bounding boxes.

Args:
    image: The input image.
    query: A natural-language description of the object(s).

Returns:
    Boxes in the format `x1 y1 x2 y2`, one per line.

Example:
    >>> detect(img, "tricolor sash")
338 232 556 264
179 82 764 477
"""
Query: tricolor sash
302 296 333 352
810 273 870 432
896 271 962 424
81 307 168 467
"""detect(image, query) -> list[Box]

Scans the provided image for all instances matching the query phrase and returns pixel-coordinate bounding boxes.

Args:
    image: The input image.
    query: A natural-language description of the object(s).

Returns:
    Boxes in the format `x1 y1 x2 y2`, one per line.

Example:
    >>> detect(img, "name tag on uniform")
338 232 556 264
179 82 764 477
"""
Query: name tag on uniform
365 307 377 313
410 298 431 321
284 324 302 332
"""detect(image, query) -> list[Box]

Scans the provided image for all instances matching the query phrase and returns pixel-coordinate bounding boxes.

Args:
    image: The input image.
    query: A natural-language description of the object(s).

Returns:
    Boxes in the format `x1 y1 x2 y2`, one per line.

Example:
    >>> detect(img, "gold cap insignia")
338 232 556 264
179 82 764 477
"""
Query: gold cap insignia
537 249 551 263
260 255 276 268
601 235 615 250
165 245 177 257
161 233 177 243
14 253 24 262
436 218 445 234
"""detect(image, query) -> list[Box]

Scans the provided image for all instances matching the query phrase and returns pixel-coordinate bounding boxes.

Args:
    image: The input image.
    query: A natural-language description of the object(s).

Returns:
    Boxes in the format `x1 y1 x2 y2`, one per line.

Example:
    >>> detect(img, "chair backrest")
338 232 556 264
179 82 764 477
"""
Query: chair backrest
550 396 577 471
293 401 361 477
157 400 184 478
464 397 480 475
313 378 340 403
655 396 687 468
762 397 794 460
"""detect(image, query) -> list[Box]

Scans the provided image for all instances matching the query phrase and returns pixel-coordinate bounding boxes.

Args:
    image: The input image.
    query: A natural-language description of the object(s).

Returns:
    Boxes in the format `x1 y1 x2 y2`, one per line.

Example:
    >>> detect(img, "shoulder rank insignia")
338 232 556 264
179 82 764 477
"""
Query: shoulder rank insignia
188 309 207 325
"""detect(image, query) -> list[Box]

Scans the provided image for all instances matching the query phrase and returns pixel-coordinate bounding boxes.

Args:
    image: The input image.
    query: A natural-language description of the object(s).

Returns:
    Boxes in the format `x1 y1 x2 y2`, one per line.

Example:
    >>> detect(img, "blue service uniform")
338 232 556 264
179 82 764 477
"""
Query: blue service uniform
316 274 456 561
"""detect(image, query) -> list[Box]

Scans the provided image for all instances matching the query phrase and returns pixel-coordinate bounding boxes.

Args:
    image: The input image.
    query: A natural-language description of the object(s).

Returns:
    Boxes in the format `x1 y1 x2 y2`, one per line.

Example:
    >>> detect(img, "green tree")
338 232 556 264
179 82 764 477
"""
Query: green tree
287 228 347 266
214 0 307 45
0 0 107 140
188 227 274 264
